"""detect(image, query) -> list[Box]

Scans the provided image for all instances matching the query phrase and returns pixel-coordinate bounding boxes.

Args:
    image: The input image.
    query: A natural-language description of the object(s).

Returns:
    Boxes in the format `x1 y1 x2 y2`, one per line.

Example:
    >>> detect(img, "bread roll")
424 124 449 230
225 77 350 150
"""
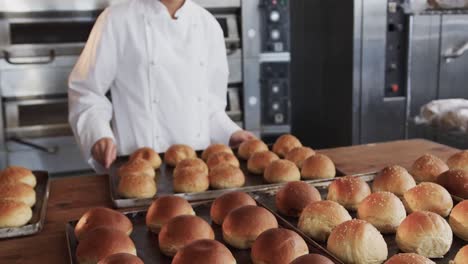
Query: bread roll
118 159 155 179
290 254 334 264
275 181 321 217
285 147 315 168
117 175 156 199
174 158 208 175
449 200 468 241
372 165 416 198
251 228 309 264
247 151 279 174
164 144 197 167
411 154 448 182
0 183 36 207
436 169 468 199
403 182 453 217
206 152 240 170
0 200 32 228
264 159 300 183
272 134 302 158
76 227 136 264
173 167 209 193
209 164 245 189
222 205 278 249
384 253 435 264
0 166 36 187
327 219 388 264
327 176 371 210
396 211 452 258
172 239 236 264
447 150 468 171
145 196 195 233
298 200 351 242
129 147 161 169
75 207 133 240
238 139 269 160
357 192 406 234
202 144 233 161
453 245 468 264
210 191 257 225
97 253 143 264
158 215 214 256
301 154 336 180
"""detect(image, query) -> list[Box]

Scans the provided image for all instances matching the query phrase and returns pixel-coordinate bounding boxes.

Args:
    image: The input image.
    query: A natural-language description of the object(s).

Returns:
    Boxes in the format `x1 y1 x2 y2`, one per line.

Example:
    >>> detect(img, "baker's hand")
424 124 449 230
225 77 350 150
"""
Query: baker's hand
91 137 117 169
229 130 257 148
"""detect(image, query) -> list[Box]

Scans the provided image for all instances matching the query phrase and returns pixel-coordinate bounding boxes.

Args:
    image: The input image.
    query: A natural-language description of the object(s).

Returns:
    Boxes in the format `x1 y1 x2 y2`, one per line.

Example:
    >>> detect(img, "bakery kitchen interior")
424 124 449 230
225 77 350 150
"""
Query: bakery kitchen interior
0 0 467 264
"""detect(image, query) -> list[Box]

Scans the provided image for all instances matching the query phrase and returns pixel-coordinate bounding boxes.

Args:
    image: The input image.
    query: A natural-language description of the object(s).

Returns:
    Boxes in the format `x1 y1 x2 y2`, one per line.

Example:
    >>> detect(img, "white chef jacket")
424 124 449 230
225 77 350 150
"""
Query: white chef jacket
68 0 241 172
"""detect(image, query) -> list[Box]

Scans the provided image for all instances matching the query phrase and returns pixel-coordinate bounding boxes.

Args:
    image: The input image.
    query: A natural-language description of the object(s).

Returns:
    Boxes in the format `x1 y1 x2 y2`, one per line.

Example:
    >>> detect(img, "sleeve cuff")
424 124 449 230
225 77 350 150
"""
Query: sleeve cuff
210 112 242 145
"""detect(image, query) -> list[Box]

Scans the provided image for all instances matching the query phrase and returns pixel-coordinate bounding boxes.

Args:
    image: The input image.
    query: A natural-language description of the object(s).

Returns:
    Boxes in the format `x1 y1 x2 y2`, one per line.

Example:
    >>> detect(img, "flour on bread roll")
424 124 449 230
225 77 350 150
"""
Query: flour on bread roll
172 239 236 264
97 253 144 264
275 181 321 217
0 183 36 207
145 196 195 233
436 169 468 199
173 158 208 175
290 254 335 264
403 182 453 217
173 166 209 193
372 165 416 198
118 174 156 199
0 166 36 187
75 207 133 240
118 159 155 179
453 245 468 264
201 144 233 161
206 152 239 170
301 154 336 180
129 147 161 169
0 200 32 228
411 154 448 182
449 200 468 241
210 191 257 225
327 176 371 210
238 139 269 160
327 219 388 264
272 134 302 158
447 150 468 171
383 253 435 264
247 151 279 174
285 147 315 168
164 144 197 167
396 211 452 258
264 159 300 183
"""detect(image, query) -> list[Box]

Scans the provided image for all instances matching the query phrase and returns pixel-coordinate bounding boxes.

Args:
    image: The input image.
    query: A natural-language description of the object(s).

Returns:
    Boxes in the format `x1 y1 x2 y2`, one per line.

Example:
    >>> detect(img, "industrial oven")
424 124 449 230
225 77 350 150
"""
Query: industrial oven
0 0 292 173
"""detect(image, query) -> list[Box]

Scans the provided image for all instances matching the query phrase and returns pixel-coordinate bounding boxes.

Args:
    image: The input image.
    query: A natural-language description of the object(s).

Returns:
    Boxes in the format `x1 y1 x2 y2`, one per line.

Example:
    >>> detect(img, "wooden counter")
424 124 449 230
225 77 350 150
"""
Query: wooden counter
0 139 460 264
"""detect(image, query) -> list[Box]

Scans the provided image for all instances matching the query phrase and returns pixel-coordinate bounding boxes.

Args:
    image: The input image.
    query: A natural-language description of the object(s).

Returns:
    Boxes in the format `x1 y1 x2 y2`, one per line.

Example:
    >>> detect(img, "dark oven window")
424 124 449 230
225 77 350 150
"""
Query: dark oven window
18 102 68 127
216 18 228 38
10 22 95 44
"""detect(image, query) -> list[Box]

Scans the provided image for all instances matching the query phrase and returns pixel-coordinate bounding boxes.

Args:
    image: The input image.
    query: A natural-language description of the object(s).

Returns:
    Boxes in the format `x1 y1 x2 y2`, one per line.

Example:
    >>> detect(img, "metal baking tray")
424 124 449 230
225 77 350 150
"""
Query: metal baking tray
0 171 50 239
254 173 466 264
109 150 346 208
66 198 341 264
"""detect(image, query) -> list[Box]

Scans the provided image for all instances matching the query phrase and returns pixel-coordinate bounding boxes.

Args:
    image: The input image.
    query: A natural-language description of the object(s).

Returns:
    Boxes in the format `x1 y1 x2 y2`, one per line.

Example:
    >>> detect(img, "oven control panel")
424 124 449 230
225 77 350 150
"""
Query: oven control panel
260 0 290 53
261 62 290 125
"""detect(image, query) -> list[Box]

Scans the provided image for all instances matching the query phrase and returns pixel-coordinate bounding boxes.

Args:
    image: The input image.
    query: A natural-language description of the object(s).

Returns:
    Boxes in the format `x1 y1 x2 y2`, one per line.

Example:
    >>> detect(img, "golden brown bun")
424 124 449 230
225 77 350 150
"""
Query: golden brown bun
76 227 137 264
0 166 36 187
173 167 209 193
449 200 468 241
210 191 257 225
238 139 269 160
202 144 234 161
158 215 214 257
0 183 36 207
298 200 351 242
357 192 406 234
453 245 468 264
264 159 300 183
174 158 208 175
247 151 279 174
384 253 435 264
75 207 133 240
326 176 371 210
222 205 278 249
290 254 334 264
97 253 143 264
0 200 32 228
396 211 452 258
145 196 195 233
327 219 388 264
436 169 468 199
275 181 321 217
206 152 240 170
272 134 302 158
251 228 309 264
403 182 453 217
373 165 416 198
301 154 336 180
129 147 161 169
117 175 156 199
209 164 245 189
285 147 315 168
164 144 197 167
411 154 448 182
172 239 236 264
447 150 468 171
118 159 155 179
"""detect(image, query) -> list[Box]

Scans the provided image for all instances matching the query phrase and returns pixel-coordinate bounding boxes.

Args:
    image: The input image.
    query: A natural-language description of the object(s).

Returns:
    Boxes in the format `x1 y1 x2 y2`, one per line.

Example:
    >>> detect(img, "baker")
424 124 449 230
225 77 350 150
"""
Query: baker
68 0 255 172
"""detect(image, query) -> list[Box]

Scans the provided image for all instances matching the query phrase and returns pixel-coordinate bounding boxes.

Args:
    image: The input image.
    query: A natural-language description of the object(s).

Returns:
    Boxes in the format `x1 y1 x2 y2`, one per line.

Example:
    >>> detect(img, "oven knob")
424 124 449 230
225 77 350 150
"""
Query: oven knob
272 85 280 93
270 11 280 22
272 102 280 110
270 29 281 40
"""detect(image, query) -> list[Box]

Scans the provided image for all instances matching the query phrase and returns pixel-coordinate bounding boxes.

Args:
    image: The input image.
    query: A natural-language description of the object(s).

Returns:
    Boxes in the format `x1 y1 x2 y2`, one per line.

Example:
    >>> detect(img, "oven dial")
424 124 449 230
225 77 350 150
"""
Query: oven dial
270 11 280 22
270 29 280 40
272 85 280 93
272 102 280 110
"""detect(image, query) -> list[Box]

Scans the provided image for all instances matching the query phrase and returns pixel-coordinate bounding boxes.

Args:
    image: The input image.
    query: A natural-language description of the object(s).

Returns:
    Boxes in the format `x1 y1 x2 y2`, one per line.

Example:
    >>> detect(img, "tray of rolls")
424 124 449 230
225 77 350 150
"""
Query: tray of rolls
252 157 467 264
65 193 342 264
0 167 50 239
108 134 346 208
